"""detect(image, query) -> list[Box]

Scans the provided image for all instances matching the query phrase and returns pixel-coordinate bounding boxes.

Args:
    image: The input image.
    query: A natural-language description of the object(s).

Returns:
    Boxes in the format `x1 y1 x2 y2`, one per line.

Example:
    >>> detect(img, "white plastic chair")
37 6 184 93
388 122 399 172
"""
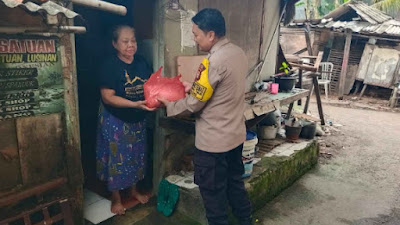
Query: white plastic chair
318 62 334 99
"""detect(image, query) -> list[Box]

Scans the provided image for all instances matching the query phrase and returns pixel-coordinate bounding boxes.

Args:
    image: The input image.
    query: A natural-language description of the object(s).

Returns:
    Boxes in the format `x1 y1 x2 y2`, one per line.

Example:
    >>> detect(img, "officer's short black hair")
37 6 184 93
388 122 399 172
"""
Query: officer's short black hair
192 8 226 37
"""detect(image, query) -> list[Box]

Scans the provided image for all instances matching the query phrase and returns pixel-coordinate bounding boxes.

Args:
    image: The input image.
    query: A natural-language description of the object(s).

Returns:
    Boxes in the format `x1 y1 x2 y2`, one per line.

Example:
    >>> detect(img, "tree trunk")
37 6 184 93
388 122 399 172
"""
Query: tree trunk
313 0 321 18
335 0 341 8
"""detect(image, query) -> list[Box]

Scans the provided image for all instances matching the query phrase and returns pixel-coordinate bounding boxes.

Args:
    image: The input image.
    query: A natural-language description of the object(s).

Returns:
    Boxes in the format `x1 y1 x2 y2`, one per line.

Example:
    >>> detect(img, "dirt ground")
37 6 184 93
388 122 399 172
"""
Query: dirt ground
255 102 400 225
312 96 400 113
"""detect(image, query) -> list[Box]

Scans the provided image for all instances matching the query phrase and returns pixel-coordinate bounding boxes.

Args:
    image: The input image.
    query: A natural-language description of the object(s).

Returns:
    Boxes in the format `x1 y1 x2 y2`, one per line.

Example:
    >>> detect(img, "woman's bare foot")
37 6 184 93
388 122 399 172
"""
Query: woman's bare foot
131 187 149 204
111 191 125 215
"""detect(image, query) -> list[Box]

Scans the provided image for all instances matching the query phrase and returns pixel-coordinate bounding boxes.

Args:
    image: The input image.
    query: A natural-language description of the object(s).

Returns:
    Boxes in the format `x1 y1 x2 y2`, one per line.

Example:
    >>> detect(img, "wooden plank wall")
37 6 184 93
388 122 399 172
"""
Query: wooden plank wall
0 120 21 193
198 0 264 71
0 6 43 26
356 44 375 81
328 35 366 94
0 8 83 224
16 114 65 186
60 29 84 225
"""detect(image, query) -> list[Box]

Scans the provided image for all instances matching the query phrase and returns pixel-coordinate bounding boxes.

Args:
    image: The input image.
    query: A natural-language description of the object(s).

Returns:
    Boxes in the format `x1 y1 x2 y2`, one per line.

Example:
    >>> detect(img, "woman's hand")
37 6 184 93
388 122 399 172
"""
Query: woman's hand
133 100 156 111
101 88 156 111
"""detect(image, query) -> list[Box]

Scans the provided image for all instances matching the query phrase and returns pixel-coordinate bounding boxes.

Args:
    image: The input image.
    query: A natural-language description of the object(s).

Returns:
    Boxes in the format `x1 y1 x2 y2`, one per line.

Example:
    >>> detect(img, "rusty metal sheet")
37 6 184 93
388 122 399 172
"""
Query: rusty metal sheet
364 47 400 88
1 0 80 19
0 119 22 193
323 1 391 24
290 2 400 38
16 113 66 186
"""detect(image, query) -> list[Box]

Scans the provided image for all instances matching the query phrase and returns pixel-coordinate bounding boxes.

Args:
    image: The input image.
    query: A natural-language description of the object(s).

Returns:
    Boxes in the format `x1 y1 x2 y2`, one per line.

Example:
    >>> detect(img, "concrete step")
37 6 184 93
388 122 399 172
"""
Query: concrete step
176 140 319 224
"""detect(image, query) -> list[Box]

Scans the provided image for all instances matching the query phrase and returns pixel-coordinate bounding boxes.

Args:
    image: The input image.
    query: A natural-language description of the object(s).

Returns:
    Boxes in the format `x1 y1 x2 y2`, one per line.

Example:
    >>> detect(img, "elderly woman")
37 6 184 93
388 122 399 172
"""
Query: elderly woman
96 25 154 215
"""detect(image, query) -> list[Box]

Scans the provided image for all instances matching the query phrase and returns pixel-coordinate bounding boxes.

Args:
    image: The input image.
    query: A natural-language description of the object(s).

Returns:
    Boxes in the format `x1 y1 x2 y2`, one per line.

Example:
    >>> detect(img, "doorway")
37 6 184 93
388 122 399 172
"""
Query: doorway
74 0 157 201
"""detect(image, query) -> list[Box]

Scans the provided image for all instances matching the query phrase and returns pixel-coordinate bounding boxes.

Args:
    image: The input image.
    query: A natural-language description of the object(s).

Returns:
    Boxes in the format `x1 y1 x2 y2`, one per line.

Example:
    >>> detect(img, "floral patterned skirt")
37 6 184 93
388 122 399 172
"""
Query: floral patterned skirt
96 104 146 191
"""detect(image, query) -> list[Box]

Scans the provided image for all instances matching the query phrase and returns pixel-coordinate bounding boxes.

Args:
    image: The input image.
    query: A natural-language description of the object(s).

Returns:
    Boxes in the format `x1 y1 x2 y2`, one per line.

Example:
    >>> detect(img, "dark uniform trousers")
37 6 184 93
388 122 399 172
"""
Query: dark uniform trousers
194 144 253 225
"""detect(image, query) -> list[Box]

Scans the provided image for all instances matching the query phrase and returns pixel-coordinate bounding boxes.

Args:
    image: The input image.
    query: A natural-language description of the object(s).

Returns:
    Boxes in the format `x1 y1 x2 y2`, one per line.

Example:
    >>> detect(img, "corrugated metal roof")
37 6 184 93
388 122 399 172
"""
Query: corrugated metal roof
347 1 391 24
1 0 80 19
289 1 400 37
306 19 400 37
324 1 392 24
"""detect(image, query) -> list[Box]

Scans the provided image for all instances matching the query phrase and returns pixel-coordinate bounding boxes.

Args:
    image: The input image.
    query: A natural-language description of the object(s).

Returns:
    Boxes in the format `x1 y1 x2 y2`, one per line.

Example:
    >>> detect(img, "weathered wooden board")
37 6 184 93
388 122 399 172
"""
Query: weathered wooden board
199 0 263 71
0 6 43 27
244 89 309 120
364 47 400 88
16 113 65 186
0 120 22 192
356 44 375 81
339 31 352 98
328 36 365 94
345 64 359 95
177 55 206 83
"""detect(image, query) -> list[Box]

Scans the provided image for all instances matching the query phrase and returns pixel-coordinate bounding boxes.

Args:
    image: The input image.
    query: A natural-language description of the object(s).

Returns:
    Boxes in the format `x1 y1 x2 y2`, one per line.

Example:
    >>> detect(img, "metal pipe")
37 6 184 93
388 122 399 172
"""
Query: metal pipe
71 0 127 16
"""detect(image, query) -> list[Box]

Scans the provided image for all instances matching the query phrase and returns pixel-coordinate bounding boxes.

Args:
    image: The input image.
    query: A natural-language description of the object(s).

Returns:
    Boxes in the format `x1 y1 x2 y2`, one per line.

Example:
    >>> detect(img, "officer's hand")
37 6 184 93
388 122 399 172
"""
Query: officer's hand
157 98 170 107
182 81 193 93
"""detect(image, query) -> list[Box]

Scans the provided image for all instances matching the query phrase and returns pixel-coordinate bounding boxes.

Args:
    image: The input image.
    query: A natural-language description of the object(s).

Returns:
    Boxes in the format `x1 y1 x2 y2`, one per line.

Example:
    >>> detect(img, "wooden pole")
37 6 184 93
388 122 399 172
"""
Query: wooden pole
359 84 368 98
313 75 325 125
389 87 399 108
286 102 295 119
0 26 86 34
298 69 303 105
71 0 127 16
339 30 352 99
303 80 315 113
304 24 313 56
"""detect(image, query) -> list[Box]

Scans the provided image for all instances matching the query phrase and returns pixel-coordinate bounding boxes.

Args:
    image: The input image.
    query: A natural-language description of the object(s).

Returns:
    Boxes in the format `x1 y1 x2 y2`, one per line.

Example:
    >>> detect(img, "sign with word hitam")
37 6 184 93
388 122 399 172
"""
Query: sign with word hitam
0 35 64 121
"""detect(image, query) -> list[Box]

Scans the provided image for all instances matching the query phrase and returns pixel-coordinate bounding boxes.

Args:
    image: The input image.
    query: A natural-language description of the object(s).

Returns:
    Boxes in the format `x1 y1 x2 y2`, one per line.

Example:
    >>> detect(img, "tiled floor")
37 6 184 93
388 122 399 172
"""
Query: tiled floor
83 189 115 224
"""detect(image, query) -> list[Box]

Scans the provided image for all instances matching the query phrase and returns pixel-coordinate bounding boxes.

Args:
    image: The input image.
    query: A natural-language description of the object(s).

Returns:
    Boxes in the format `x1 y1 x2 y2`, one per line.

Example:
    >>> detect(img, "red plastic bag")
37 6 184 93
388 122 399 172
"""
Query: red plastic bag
144 67 186 108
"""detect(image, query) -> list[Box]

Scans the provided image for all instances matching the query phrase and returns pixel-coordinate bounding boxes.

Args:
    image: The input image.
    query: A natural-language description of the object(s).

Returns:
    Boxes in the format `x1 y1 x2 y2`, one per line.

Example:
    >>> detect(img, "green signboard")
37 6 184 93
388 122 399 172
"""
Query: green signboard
0 35 64 121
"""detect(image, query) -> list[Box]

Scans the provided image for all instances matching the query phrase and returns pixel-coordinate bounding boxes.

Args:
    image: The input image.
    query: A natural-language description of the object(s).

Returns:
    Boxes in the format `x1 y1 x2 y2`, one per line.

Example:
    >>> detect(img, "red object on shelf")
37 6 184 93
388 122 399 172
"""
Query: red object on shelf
270 83 279 94
144 67 186 108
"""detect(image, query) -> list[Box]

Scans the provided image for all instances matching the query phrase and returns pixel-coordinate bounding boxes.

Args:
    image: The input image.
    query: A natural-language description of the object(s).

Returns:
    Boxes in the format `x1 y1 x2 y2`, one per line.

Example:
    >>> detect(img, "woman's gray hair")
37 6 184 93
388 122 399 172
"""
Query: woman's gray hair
112 25 136 42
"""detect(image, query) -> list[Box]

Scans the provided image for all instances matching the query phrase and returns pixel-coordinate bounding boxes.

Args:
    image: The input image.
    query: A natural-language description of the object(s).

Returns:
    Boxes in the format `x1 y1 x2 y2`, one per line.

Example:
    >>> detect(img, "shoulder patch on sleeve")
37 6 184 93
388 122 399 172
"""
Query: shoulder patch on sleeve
190 58 214 101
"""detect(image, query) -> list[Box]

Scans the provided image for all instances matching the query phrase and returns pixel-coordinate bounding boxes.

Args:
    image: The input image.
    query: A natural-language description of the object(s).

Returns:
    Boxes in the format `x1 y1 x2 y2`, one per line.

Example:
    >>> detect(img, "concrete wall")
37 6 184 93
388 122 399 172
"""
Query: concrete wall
258 0 281 83
163 0 198 77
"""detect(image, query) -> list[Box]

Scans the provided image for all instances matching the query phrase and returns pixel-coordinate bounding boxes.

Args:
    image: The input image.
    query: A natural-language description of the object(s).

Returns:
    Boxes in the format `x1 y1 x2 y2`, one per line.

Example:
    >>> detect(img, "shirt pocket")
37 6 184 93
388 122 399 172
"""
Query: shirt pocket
193 154 216 191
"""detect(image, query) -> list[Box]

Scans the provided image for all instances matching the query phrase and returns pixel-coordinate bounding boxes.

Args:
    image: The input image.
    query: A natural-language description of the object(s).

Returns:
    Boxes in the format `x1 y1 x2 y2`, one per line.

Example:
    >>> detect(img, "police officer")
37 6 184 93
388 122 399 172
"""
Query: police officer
158 8 253 225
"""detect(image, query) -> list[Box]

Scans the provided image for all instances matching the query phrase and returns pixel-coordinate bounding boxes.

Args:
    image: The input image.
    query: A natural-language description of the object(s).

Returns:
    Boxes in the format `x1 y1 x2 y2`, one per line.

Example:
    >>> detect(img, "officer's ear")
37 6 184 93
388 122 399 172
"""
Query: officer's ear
206 31 216 42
